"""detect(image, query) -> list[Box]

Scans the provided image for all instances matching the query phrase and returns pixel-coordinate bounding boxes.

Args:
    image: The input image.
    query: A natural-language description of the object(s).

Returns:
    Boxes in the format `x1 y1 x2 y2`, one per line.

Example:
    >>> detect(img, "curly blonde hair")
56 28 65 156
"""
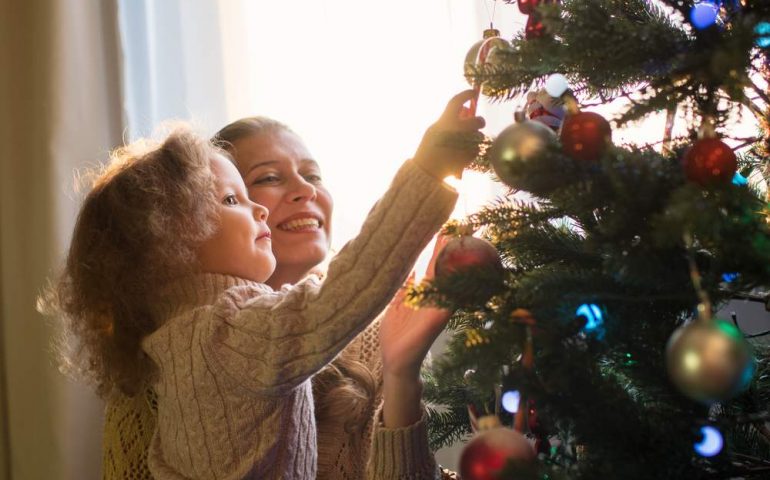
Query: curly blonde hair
214 117 378 432
41 126 221 397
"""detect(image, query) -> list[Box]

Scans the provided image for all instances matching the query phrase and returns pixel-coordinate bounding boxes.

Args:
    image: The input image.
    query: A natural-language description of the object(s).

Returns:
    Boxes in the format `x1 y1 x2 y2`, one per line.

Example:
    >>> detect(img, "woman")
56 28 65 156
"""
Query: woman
102 115 463 479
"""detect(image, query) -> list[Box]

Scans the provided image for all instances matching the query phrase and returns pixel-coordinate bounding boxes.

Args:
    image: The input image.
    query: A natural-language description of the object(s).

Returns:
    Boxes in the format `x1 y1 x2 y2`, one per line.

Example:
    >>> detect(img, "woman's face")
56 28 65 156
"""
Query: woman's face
232 129 333 285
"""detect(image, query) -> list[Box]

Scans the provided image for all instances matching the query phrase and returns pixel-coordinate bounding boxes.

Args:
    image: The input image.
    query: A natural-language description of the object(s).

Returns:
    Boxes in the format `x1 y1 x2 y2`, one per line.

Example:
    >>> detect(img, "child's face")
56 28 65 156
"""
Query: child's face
196 154 276 282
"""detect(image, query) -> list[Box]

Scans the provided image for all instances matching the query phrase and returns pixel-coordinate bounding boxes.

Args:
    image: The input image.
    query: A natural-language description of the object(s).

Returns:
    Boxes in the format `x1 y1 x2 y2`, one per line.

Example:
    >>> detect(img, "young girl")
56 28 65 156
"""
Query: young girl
47 91 483 479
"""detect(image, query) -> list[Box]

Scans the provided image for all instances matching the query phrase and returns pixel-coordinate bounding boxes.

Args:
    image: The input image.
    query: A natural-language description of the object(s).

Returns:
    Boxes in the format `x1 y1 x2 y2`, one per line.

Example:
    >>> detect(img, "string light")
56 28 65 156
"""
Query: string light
502 390 521 414
693 426 723 457
576 303 605 338
690 2 719 30
732 172 748 186
756 21 770 48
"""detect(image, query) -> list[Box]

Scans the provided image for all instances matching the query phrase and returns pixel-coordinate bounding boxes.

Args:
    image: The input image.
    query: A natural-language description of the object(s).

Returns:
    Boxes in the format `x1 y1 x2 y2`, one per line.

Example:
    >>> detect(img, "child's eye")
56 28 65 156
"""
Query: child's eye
253 175 280 186
223 194 238 206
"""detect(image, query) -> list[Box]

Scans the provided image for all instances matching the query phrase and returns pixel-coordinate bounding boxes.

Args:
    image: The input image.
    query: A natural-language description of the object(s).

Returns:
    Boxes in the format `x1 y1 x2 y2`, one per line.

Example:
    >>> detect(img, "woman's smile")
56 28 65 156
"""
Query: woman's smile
276 212 324 233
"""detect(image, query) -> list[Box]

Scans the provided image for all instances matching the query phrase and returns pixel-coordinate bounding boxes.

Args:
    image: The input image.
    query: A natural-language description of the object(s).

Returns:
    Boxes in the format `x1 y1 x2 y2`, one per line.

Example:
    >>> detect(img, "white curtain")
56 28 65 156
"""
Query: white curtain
117 0 526 250
0 0 124 478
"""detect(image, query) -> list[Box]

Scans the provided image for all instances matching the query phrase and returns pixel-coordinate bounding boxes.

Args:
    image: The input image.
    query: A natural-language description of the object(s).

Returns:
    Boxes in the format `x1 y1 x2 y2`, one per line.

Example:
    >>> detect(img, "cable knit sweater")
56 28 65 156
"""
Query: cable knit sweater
103 320 440 480
137 159 456 479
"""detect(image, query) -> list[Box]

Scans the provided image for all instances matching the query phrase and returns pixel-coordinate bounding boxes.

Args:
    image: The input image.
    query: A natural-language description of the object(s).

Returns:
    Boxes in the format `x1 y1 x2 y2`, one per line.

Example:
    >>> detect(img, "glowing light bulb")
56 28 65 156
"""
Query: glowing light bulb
756 22 770 48
694 426 723 457
721 272 738 283
576 303 604 338
690 2 719 30
501 390 521 414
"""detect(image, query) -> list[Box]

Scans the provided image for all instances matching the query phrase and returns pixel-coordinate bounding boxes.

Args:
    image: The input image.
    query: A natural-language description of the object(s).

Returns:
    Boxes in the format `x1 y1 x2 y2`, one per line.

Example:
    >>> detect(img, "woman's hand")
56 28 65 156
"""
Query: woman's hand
413 90 485 181
380 235 453 427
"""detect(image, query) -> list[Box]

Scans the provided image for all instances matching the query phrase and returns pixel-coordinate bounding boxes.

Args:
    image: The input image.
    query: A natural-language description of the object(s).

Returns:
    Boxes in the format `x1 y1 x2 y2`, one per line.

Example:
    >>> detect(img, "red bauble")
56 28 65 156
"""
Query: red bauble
435 236 504 304
459 426 536 480
560 111 612 162
435 236 503 279
682 138 737 185
518 0 559 15
518 0 540 14
525 14 546 39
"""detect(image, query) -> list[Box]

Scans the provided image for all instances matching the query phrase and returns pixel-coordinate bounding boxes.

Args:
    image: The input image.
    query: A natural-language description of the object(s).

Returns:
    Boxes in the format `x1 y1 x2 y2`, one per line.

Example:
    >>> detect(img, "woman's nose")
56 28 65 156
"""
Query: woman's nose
252 202 269 222
289 177 317 203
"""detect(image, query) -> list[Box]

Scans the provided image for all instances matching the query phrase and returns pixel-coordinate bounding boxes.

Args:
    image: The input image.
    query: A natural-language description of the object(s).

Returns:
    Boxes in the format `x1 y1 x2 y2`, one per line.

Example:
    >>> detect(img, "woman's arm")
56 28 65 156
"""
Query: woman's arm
363 236 455 479
380 235 452 428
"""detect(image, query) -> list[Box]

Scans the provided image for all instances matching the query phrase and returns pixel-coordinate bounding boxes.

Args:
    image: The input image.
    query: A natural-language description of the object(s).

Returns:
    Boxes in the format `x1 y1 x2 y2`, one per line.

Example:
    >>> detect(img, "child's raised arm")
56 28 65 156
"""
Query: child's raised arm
162 92 484 395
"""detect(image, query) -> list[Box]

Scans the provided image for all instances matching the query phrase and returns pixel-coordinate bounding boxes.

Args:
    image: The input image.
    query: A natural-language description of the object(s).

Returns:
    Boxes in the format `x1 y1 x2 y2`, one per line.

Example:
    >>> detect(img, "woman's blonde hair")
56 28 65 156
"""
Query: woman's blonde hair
41 126 221 397
214 117 377 432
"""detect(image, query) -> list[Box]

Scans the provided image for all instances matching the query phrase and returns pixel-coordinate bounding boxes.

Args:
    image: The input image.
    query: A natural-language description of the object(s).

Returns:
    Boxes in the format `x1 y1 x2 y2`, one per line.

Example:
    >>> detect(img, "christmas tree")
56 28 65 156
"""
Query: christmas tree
420 1 770 479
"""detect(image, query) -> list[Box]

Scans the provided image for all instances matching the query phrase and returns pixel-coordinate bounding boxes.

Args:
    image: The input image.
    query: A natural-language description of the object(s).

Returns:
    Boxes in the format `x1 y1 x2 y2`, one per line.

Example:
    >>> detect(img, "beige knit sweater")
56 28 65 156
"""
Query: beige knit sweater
137 160 455 479
103 320 439 480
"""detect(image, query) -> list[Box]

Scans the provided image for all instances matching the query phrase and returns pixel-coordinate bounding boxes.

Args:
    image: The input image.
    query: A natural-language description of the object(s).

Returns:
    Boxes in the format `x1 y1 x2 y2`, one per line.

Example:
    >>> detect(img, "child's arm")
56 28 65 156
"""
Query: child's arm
205 91 483 395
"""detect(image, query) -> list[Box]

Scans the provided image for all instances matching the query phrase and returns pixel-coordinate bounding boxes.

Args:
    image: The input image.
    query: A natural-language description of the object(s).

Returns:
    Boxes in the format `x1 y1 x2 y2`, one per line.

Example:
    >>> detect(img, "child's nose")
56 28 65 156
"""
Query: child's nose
252 203 269 222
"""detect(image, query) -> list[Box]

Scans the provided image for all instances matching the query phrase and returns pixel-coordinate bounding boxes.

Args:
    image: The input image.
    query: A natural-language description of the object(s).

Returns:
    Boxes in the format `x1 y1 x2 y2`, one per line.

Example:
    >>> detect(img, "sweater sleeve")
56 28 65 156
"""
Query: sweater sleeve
366 406 440 480
204 159 457 394
102 391 157 480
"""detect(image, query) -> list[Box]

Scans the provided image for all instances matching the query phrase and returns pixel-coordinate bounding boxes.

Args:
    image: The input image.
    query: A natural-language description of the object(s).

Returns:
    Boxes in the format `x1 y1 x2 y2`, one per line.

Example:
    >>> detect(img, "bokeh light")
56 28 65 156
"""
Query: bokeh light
694 426 723 457
756 21 770 48
502 390 521 414
690 2 719 30
576 303 604 336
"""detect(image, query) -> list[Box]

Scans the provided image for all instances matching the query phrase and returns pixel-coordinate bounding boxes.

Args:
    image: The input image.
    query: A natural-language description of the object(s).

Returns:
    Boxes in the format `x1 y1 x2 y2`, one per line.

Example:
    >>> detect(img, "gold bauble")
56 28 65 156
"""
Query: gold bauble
666 319 755 405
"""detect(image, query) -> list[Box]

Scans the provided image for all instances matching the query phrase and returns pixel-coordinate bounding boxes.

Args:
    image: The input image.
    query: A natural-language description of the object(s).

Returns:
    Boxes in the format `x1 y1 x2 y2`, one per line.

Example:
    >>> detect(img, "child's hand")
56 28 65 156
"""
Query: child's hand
413 90 485 180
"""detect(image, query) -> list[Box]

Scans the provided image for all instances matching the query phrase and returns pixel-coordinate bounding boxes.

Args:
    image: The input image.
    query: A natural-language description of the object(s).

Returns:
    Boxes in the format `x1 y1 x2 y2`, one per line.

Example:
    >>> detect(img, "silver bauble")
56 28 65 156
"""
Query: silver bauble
488 120 558 188
666 319 755 405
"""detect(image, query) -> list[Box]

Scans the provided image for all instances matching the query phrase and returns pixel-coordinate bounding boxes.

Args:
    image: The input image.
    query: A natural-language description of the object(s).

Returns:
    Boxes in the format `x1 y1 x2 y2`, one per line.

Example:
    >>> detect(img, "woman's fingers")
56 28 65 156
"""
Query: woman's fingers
388 271 414 308
425 234 450 279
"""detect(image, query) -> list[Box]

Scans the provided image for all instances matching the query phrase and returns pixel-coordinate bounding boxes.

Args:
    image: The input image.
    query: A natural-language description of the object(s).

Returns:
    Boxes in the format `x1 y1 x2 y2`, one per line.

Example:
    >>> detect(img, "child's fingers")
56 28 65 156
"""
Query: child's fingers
457 115 486 131
441 90 478 119
459 105 473 119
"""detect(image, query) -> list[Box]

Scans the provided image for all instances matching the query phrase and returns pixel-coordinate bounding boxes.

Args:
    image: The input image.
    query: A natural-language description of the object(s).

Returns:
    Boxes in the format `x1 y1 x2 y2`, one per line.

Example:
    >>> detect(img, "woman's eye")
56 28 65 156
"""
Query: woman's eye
253 175 280 185
304 174 322 184
223 194 238 206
